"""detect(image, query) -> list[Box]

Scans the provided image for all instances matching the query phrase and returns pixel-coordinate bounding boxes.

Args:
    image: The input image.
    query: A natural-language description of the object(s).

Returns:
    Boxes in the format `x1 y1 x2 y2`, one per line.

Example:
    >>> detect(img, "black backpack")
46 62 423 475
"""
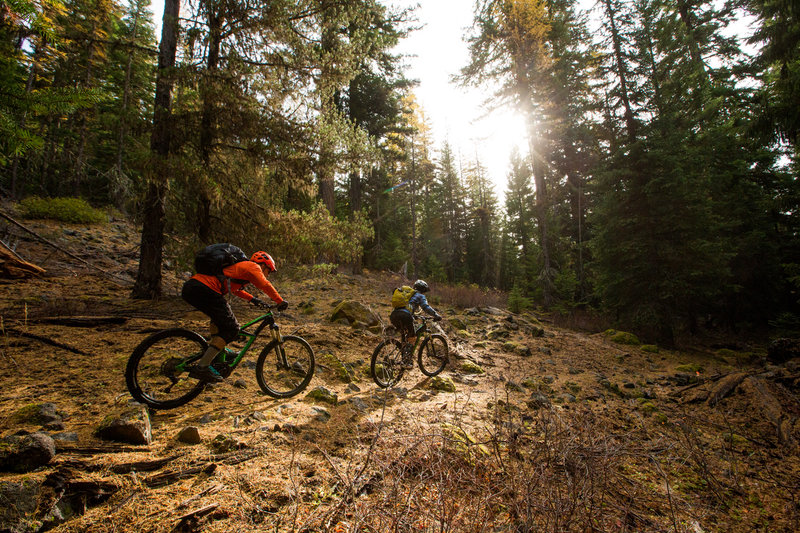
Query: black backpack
194 243 248 276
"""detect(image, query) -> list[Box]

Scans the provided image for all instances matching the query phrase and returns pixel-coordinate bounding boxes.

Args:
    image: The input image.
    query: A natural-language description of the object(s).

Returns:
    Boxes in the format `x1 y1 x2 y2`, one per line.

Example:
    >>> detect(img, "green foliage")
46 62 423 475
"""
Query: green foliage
507 286 533 313
19 197 106 223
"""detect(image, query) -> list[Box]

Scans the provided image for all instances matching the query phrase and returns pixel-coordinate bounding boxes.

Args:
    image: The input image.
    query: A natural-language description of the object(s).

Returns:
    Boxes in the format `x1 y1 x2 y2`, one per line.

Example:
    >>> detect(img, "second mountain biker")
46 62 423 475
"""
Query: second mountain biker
389 279 443 369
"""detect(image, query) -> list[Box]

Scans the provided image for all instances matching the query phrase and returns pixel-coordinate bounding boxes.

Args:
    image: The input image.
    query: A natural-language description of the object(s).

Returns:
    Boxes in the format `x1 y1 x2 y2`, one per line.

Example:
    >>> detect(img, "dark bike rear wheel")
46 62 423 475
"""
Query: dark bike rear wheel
125 328 207 409
255 335 315 398
418 334 448 377
371 339 404 388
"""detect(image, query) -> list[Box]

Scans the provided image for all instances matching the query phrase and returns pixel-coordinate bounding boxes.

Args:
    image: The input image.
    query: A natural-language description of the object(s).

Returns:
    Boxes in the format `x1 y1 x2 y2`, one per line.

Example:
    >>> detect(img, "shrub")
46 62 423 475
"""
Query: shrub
19 196 106 224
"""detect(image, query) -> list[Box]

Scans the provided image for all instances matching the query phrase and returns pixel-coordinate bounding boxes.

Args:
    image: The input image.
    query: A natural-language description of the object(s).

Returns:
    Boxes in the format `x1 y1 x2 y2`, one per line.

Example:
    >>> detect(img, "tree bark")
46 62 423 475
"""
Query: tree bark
131 0 180 299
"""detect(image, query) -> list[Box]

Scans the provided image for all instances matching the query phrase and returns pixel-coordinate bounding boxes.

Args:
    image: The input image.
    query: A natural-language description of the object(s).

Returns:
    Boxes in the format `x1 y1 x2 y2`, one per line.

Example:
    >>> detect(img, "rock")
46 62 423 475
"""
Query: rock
11 402 63 427
484 306 505 315
0 478 40 532
429 376 456 393
0 432 56 473
177 427 201 444
505 381 525 392
51 432 79 443
448 317 468 330
460 361 484 374
305 386 339 406
345 383 362 393
391 387 408 398
768 338 800 364
452 374 478 385
348 397 370 413
486 326 510 340
95 406 151 445
330 300 380 327
210 434 243 453
233 379 248 389
527 393 551 409
312 407 331 422
199 414 213 424
604 329 641 345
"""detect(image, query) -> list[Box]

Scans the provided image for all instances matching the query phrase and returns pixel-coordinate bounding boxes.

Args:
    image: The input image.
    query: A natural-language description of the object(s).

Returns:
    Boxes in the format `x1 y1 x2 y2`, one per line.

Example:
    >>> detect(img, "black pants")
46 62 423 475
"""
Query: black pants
390 308 414 341
181 279 240 343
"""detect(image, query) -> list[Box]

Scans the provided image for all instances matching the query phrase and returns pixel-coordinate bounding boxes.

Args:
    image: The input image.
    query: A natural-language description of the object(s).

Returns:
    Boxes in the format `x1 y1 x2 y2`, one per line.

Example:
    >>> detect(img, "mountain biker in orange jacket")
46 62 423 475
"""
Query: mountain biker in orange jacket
181 251 288 382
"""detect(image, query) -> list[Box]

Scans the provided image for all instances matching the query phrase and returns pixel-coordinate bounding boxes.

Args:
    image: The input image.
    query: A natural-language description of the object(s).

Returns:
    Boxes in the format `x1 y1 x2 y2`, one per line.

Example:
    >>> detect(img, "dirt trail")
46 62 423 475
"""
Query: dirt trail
1 219 799 532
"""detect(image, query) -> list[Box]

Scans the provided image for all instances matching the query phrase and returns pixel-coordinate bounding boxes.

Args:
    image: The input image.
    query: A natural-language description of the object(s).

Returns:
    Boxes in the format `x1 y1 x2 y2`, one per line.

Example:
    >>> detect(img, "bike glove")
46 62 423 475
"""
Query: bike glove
251 297 266 308
277 301 289 311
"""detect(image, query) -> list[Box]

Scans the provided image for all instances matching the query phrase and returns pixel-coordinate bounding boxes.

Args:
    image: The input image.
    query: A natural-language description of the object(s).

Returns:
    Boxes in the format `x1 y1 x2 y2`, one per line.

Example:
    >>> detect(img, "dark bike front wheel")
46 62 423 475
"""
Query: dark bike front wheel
125 328 207 409
255 335 315 398
371 339 404 388
418 334 448 377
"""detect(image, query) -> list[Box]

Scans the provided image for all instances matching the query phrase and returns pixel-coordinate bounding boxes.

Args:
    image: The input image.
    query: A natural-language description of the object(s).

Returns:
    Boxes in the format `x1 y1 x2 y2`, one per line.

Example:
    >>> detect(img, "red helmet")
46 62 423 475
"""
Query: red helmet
251 251 276 273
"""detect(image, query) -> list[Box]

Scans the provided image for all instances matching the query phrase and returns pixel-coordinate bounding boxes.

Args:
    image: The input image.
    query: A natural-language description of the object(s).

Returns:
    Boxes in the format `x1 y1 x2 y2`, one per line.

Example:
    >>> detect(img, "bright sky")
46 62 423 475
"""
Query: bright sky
385 0 528 199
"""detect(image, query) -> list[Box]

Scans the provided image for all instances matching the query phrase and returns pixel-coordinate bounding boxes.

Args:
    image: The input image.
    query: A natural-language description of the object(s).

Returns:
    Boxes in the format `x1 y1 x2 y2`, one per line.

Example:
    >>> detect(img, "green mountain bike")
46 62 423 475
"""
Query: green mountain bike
125 304 314 409
370 314 449 388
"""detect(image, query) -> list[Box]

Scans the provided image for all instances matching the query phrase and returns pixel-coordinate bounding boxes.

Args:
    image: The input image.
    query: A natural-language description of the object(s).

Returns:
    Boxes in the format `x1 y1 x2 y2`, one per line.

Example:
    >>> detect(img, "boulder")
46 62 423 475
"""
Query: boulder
95 406 151 445
0 432 56 473
177 427 201 445
330 300 380 327
448 317 468 331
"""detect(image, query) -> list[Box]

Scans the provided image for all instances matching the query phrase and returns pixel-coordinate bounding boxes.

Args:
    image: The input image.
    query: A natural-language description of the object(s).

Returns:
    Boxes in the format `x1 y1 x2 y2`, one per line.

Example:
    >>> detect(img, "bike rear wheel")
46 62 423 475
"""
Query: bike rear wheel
418 334 448 377
255 335 315 398
125 328 207 409
371 339 404 388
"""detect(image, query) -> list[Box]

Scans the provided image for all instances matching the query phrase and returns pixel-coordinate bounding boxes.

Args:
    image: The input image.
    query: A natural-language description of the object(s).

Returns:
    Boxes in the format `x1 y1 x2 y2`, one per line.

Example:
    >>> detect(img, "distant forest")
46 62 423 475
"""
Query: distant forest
1 0 798 344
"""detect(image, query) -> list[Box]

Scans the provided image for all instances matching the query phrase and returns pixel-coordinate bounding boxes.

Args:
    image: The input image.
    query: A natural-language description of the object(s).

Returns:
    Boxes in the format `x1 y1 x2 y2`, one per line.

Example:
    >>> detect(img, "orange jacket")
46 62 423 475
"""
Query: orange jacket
191 261 283 303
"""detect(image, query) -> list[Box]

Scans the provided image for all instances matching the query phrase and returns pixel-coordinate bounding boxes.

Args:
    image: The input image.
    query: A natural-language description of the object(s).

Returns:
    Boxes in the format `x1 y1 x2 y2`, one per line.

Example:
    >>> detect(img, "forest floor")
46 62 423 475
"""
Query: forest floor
0 215 799 533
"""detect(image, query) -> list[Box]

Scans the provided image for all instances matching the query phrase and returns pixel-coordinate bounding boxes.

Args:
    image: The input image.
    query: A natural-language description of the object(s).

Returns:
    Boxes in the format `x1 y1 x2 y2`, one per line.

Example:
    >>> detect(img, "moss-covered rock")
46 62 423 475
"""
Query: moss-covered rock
448 317 468 331
606 330 641 345
320 352 354 383
640 344 659 353
675 363 704 373
460 361 484 374
305 386 339 406
330 300 380 327
429 376 456 393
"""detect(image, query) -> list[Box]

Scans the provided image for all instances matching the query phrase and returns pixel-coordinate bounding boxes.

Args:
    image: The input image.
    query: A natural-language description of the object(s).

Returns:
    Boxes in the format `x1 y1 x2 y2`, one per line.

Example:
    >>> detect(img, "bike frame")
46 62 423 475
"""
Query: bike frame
225 311 283 368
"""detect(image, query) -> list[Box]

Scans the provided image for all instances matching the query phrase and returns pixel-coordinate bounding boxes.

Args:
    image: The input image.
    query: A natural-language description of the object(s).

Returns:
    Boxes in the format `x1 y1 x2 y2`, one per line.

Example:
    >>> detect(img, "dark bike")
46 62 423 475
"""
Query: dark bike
125 304 314 409
370 315 449 388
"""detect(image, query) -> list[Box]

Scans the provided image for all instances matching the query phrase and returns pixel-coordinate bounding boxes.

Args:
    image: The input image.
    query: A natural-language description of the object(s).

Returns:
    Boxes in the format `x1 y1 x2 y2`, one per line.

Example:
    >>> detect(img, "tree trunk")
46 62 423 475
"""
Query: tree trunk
603 0 637 143
131 0 180 300
196 4 223 243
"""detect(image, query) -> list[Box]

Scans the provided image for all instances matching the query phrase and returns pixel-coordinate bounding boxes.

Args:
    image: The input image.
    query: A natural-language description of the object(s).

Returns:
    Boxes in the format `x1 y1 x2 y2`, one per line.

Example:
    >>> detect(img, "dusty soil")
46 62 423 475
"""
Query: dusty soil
1 216 799 532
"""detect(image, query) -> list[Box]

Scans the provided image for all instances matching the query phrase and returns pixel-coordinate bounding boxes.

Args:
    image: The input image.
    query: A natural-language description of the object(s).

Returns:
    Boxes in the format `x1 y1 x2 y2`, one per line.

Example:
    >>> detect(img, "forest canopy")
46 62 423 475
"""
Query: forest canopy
1 0 798 344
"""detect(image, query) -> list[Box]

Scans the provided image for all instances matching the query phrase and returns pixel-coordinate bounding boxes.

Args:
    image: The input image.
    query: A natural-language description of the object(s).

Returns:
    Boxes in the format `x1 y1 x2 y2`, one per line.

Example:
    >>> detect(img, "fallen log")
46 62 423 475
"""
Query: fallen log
144 463 217 488
56 444 151 454
111 454 180 474
0 239 45 278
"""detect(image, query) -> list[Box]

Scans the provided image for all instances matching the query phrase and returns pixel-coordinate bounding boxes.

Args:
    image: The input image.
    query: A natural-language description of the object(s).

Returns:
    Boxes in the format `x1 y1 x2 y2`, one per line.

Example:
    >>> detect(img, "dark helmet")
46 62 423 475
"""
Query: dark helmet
413 279 429 293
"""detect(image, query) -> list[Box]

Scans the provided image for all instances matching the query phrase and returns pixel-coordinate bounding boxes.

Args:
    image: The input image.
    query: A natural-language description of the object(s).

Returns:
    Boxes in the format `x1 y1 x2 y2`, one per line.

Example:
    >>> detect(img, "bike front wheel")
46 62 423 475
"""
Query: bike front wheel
371 339 404 388
418 334 448 377
255 335 315 398
125 328 207 409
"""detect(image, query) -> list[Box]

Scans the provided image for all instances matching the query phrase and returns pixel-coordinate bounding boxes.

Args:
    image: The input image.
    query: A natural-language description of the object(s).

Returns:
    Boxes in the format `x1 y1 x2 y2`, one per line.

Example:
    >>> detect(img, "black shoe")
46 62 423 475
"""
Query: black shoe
188 364 224 383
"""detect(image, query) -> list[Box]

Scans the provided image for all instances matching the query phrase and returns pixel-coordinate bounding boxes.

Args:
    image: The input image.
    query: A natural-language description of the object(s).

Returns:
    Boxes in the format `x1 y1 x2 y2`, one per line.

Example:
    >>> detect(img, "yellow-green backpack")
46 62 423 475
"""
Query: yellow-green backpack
391 286 416 309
